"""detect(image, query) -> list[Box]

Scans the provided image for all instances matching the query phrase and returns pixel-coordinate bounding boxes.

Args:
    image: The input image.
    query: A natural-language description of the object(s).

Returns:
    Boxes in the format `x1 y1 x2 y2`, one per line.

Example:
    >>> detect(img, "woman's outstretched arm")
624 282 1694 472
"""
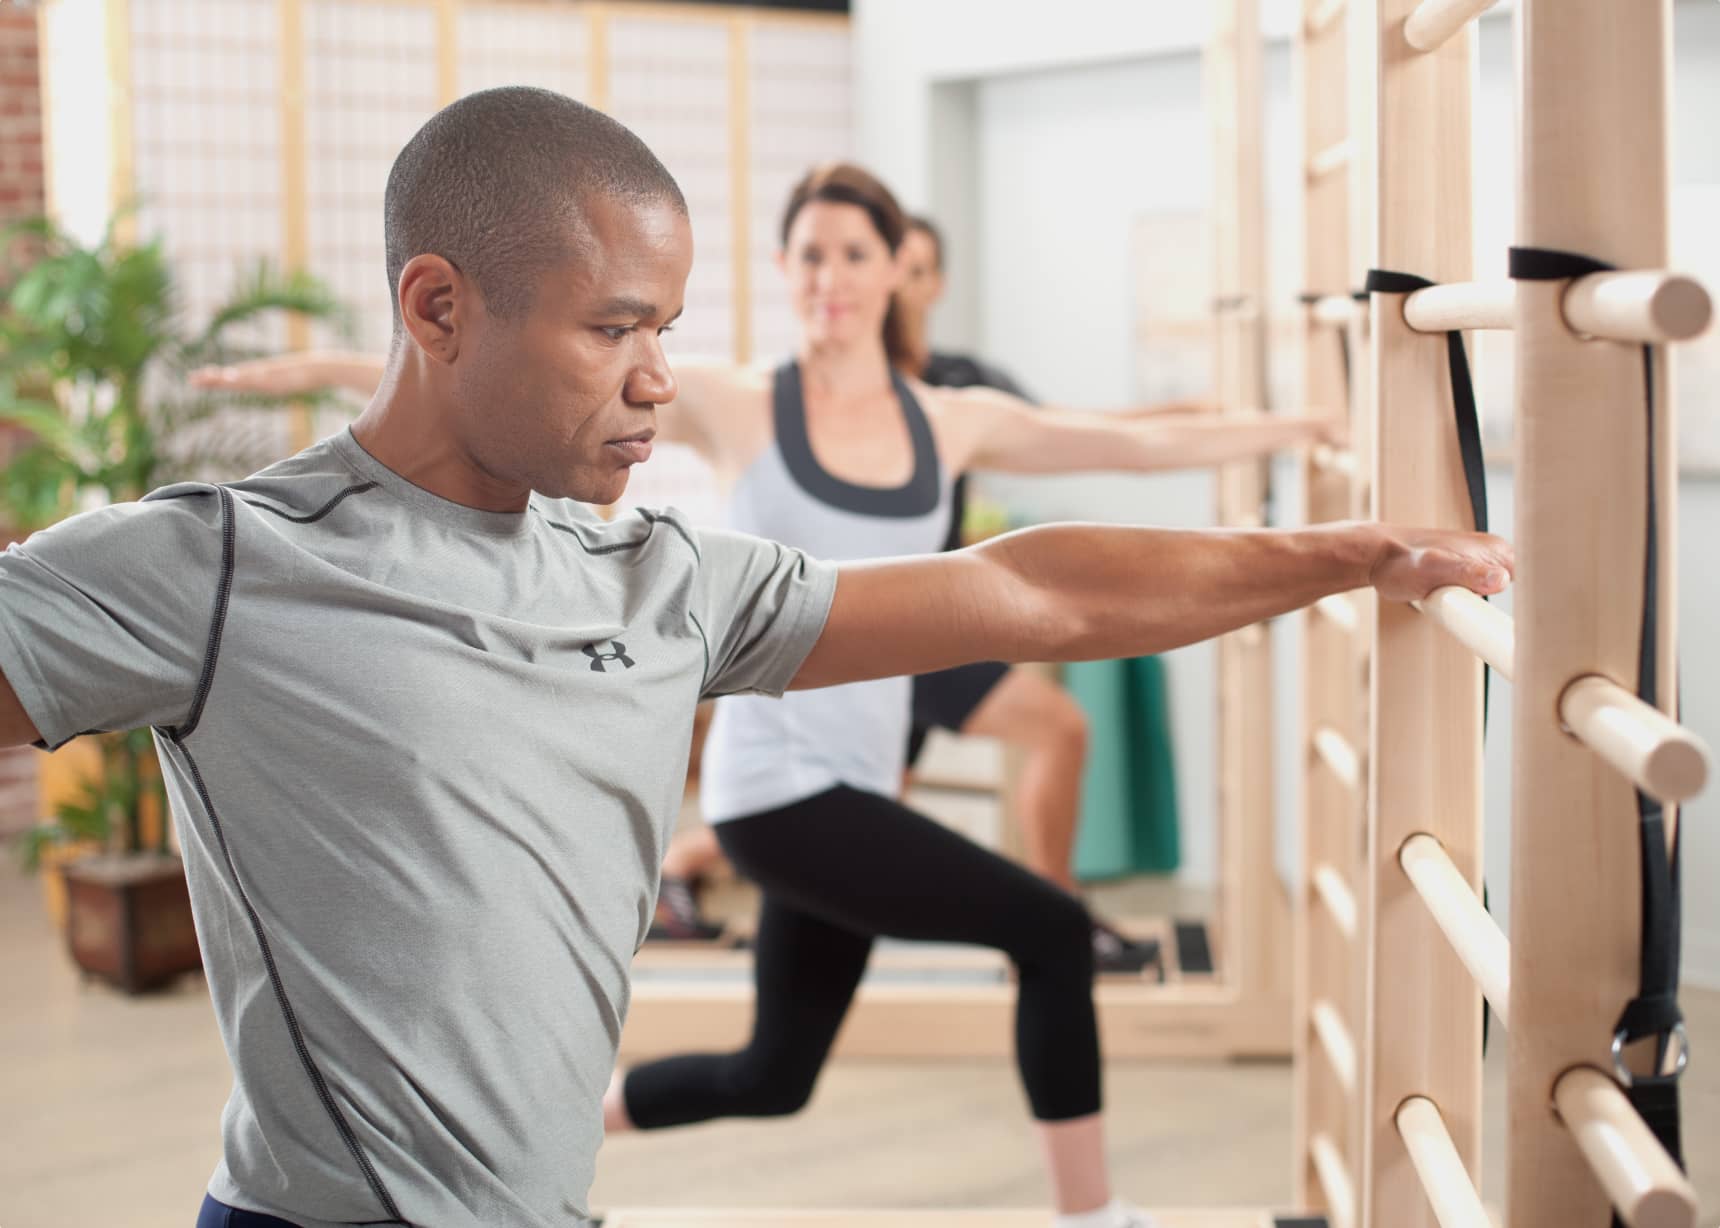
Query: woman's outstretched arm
939 384 1342 475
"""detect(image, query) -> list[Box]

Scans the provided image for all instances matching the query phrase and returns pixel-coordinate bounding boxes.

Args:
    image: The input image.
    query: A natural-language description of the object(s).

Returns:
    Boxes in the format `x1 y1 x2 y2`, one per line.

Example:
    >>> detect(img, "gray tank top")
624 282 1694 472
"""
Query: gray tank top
701 361 953 822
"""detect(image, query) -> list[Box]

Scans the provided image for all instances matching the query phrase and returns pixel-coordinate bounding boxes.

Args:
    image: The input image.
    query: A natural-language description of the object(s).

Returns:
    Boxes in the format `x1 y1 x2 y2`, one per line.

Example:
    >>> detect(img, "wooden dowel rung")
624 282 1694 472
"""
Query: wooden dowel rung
1403 0 1501 53
1309 294 1362 327
1310 1133 1357 1228
1315 593 1360 634
1312 863 1358 939
1562 270 1713 344
1306 138 1352 180
1413 586 1515 680
1311 444 1358 476
1396 1096 1492 1228
1403 281 1516 333
1398 835 1511 1028
1313 727 1362 790
1559 675 1711 804
1310 999 1357 1092
1552 1067 1699 1228
1211 294 1262 318
1305 0 1347 38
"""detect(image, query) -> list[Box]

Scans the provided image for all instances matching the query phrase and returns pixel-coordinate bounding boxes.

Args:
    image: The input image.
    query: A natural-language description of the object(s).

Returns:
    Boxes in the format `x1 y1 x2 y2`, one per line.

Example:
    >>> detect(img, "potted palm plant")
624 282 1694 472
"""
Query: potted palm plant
3 212 350 992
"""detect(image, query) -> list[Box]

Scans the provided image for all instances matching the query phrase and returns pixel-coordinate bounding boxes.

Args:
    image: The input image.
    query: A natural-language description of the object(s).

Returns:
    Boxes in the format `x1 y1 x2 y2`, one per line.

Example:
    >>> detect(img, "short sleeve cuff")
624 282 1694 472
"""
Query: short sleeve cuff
0 617 78 750
740 556 838 699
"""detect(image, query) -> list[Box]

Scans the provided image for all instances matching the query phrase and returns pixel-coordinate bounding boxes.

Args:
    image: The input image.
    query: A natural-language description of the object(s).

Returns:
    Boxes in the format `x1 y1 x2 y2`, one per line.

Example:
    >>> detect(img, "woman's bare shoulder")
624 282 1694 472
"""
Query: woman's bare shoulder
662 355 775 471
670 354 772 407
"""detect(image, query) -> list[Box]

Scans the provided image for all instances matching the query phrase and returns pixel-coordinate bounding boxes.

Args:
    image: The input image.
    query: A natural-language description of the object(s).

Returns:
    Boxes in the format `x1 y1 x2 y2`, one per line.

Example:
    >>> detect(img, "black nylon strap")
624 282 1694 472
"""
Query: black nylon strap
1507 245 1613 282
1299 291 1347 399
1363 272 1493 720
1363 269 1489 534
1364 266 1496 1055
1222 296 1276 528
1509 245 1685 1190
1298 290 1369 406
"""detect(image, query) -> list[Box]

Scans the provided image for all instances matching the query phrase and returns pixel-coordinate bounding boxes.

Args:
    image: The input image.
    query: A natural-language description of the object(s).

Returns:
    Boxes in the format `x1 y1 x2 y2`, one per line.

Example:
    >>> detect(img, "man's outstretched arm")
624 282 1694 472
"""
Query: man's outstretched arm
792 521 1510 690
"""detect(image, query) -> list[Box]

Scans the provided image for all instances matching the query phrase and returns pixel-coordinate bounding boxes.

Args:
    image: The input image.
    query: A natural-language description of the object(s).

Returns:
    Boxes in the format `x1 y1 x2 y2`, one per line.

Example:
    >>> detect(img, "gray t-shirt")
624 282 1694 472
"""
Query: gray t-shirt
0 429 836 1227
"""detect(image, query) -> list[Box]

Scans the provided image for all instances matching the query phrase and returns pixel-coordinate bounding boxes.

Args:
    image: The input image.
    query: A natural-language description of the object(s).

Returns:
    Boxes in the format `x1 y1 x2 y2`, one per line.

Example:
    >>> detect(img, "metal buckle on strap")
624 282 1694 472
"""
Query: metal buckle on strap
1613 1021 1689 1087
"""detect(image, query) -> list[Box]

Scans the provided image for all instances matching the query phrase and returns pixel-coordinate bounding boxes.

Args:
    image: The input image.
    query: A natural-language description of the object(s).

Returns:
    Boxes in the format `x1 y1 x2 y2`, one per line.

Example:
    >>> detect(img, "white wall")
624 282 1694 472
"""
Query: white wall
853 0 1304 235
961 48 1270 890
904 37 1301 893
853 0 1720 985
42 0 113 247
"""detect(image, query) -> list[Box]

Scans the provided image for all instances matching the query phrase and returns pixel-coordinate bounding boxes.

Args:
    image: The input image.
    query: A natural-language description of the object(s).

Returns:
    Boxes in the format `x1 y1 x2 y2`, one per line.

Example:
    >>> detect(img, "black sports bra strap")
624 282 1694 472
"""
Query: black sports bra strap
771 361 942 519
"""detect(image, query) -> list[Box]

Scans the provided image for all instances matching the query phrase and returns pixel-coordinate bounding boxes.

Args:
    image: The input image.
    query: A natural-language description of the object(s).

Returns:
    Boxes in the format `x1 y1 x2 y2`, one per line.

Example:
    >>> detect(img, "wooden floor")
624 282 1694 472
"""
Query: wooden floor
601 1210 1281 1227
5 872 1717 1226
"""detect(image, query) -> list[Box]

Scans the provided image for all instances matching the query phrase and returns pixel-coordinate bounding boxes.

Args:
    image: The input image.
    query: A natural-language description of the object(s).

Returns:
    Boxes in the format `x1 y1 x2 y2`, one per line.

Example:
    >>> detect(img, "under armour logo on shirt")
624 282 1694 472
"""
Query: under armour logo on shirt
582 641 636 673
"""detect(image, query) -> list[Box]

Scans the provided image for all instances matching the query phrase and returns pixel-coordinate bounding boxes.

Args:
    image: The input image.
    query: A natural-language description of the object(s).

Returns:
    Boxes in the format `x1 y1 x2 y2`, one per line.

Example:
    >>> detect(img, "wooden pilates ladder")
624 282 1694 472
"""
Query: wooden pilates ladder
1292 0 1374 1223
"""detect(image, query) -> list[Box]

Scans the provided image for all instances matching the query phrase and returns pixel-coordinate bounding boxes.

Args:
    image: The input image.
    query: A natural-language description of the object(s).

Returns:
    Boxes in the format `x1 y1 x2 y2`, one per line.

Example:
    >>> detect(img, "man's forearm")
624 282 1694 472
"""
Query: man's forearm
792 519 1507 692
974 521 1379 663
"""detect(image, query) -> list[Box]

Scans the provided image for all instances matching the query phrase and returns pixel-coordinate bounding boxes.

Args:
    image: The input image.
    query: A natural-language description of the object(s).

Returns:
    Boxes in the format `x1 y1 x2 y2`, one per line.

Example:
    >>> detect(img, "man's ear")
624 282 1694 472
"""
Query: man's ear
398 254 466 364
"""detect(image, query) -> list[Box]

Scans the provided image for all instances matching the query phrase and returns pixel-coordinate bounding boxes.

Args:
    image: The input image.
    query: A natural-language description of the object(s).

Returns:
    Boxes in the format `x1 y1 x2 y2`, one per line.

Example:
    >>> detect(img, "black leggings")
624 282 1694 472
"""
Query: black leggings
623 786 1100 1126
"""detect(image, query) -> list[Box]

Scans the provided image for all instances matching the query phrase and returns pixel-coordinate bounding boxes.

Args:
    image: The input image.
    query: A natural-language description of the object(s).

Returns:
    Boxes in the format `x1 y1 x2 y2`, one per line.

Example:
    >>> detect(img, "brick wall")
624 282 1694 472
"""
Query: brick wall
0 8 43 839
0 9 41 225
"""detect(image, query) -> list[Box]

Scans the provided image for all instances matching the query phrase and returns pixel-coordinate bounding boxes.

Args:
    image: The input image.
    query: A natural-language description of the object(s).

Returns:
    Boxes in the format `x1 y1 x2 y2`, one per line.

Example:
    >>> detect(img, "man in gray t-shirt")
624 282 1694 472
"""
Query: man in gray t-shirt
0 90 1509 1227
0 434 828 1227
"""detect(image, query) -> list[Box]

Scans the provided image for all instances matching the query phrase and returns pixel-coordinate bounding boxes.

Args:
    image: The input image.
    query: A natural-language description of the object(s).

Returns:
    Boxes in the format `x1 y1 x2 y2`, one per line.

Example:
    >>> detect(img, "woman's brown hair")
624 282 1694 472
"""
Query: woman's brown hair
778 162 914 370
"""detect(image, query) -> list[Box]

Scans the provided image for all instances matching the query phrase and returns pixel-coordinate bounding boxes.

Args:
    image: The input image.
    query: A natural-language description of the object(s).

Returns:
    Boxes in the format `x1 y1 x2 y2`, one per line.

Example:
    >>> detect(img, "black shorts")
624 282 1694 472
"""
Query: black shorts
196 1195 302 1227
906 660 1011 766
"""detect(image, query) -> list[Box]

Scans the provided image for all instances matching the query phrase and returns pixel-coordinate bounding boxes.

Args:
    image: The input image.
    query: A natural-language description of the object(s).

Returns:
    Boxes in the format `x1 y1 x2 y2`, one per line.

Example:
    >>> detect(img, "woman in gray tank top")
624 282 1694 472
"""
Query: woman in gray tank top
195 163 1342 1228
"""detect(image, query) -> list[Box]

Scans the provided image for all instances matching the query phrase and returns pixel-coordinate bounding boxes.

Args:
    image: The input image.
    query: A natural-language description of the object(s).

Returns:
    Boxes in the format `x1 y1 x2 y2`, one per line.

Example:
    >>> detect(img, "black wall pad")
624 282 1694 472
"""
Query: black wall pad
1175 919 1215 975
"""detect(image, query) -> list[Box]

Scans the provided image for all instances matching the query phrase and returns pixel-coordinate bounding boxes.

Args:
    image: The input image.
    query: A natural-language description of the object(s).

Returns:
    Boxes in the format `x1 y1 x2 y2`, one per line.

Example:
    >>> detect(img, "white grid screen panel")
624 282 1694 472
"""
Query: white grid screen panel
605 16 733 360
603 15 733 524
129 0 287 358
303 0 440 360
129 0 296 468
746 23 851 365
456 2 591 100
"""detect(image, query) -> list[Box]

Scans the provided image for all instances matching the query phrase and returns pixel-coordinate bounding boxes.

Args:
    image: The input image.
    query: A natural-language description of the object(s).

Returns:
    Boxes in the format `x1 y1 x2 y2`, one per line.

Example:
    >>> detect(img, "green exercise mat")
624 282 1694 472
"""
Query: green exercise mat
1064 655 1180 880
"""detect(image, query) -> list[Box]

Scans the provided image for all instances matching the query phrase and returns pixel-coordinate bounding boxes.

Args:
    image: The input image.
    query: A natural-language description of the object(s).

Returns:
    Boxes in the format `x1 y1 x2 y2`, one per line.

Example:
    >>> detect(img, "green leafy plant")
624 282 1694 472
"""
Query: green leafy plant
1 211 353 868
15 729 168 871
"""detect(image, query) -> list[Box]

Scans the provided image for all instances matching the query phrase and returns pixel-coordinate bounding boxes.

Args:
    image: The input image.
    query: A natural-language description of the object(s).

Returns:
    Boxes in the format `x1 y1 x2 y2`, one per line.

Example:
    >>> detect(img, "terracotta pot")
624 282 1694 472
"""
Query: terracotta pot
36 837 103 930
61 853 202 993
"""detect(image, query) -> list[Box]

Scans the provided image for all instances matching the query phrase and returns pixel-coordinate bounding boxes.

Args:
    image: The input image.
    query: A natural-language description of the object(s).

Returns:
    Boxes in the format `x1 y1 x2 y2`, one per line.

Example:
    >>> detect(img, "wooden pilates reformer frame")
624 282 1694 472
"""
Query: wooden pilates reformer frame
617 2 1295 1069
599 1213 1303 1227
613 0 1713 1225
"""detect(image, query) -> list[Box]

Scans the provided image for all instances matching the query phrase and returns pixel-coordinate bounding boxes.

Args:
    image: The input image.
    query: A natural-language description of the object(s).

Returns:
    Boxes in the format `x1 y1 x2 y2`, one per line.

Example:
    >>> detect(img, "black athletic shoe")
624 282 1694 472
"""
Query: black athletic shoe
645 875 726 943
1091 921 1164 978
